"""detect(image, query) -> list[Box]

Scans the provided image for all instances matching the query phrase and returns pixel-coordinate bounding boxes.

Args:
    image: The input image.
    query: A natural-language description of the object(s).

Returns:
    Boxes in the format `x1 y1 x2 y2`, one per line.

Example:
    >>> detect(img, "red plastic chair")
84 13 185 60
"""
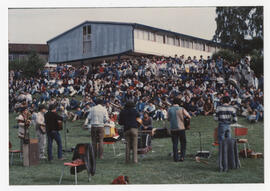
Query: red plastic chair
212 127 219 146
234 127 250 158
59 145 90 185
9 142 22 166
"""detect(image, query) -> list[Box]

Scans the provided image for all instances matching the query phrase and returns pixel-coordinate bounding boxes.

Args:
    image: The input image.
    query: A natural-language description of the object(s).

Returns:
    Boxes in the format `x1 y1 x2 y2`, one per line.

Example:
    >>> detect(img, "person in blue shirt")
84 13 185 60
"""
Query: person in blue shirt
168 98 191 162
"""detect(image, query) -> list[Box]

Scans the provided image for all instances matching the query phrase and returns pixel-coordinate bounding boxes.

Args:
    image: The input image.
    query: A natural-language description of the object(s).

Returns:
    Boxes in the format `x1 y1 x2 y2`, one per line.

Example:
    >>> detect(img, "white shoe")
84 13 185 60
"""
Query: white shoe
40 156 47 159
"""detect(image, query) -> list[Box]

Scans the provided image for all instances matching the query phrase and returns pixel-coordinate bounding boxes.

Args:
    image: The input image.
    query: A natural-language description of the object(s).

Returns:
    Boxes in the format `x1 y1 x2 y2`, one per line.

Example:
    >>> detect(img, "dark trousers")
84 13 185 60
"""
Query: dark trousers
47 130 62 161
91 127 105 159
171 130 186 161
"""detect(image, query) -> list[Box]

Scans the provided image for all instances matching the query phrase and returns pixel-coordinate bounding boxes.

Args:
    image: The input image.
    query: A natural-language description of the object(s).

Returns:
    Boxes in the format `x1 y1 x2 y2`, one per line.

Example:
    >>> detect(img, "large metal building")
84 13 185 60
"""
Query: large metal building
47 21 224 64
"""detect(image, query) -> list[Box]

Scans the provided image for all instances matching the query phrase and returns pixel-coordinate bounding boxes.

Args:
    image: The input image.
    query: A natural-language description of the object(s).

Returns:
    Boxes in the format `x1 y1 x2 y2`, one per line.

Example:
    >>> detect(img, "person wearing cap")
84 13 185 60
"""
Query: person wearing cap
214 96 238 143
87 98 109 159
35 105 47 159
44 104 64 161
118 100 140 163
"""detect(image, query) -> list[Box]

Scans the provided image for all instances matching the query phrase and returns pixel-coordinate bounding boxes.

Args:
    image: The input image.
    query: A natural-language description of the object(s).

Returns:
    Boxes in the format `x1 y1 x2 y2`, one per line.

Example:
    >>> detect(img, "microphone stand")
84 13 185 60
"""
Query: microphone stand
62 113 73 152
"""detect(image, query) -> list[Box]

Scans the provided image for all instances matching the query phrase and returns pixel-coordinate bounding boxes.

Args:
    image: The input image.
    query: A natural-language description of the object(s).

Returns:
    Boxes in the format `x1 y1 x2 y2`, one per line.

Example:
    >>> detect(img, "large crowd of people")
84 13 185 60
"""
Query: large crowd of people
9 54 264 124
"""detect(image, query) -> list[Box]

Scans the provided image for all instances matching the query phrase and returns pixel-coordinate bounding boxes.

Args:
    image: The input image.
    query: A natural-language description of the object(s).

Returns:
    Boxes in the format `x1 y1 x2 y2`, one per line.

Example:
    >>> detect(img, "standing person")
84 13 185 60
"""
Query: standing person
16 107 31 152
118 100 140 164
214 96 237 143
35 105 47 159
168 98 191 162
44 104 64 161
87 98 109 159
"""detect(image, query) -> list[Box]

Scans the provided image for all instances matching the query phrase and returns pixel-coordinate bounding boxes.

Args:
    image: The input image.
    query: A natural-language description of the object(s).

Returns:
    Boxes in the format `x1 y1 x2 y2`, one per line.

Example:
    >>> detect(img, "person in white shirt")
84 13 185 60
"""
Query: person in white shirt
35 105 47 159
85 99 109 159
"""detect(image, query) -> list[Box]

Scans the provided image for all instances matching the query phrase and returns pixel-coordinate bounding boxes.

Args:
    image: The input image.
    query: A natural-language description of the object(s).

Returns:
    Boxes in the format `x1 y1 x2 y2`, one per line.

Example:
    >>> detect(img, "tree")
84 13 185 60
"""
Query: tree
9 50 45 77
250 49 263 77
212 49 241 63
24 51 45 77
213 7 263 56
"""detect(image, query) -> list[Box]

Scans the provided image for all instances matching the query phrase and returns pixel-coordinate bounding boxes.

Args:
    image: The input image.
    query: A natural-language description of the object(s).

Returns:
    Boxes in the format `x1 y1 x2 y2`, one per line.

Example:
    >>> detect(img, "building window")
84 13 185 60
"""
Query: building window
149 32 155 41
143 31 149 40
156 34 163 43
9 55 14 61
167 36 174 45
175 38 180 46
19 55 27 62
181 39 185 48
134 29 143 39
185 40 189 48
163 35 166 44
83 25 92 54
190 41 193 49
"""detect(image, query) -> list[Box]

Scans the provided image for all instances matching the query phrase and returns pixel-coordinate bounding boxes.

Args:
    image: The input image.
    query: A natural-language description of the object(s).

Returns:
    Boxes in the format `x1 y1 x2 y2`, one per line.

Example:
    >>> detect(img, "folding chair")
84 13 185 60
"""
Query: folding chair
137 130 152 155
234 127 250 158
9 142 22 166
103 128 121 156
59 143 95 185
209 127 219 158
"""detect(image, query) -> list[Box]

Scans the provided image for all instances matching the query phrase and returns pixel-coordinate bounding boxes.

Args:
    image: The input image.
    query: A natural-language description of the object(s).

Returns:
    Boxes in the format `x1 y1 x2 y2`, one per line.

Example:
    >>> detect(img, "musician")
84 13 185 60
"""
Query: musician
45 104 64 161
141 112 156 137
118 100 140 164
141 112 153 131
35 105 47 159
16 107 31 151
168 97 191 162
87 98 109 159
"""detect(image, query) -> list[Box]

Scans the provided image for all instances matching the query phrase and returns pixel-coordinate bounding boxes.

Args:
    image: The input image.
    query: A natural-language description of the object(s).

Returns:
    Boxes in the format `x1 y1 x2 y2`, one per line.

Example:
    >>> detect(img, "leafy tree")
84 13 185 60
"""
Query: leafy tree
250 49 263 77
24 51 45 77
212 49 241 63
213 7 263 55
9 50 45 77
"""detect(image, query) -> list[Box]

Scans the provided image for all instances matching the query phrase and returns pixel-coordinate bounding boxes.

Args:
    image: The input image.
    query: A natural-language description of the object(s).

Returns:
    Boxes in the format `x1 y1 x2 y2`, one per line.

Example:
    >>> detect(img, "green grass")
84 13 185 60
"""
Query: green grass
9 113 264 185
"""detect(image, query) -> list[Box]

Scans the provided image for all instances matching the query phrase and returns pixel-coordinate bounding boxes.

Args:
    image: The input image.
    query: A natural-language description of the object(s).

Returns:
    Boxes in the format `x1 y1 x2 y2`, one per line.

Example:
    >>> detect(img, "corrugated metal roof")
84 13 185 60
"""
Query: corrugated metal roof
47 20 225 47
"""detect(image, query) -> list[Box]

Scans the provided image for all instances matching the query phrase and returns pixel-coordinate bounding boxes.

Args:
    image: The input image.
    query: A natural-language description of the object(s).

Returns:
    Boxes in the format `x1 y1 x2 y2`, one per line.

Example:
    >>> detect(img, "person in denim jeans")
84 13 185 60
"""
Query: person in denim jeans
168 98 191 162
45 104 64 161
214 96 237 143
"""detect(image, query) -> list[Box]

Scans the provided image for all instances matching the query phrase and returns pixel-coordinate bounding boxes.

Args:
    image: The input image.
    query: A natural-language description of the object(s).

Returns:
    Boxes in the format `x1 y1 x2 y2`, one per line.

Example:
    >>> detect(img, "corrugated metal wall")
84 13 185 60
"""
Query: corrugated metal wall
48 23 133 63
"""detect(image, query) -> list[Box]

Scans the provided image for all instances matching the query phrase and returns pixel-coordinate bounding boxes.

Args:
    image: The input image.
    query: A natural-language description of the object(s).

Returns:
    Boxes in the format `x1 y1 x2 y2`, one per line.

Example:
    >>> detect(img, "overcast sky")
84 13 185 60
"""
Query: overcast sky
8 7 217 44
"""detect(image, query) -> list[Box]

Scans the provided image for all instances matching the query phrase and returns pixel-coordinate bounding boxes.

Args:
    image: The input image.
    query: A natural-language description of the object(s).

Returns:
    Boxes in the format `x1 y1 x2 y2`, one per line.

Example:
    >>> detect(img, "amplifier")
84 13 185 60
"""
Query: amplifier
23 139 39 166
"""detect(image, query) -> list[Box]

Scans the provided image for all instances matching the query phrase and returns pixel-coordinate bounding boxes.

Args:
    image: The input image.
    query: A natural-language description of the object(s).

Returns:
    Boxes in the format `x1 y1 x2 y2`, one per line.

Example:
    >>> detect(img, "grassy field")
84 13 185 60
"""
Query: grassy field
9 112 264 185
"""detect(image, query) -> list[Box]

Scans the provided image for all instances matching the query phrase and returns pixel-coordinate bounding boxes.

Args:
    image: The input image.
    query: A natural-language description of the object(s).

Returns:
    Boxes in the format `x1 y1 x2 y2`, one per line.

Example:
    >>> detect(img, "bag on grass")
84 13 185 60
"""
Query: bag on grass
111 176 129 184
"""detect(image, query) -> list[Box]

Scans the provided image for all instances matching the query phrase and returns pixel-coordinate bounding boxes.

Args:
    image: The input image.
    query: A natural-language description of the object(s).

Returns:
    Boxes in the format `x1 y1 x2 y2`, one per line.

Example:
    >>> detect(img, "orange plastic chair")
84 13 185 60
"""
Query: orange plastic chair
234 127 250 158
9 142 22 165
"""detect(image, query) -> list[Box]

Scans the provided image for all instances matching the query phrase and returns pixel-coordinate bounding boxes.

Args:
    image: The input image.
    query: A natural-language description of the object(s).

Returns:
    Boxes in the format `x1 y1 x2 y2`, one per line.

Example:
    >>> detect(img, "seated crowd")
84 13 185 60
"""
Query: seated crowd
9 54 264 127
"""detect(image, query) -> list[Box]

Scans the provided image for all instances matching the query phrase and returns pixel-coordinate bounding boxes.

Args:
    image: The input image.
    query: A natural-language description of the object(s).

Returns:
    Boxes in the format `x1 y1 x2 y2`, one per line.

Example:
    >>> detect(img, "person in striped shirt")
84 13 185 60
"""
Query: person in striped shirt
214 96 237 143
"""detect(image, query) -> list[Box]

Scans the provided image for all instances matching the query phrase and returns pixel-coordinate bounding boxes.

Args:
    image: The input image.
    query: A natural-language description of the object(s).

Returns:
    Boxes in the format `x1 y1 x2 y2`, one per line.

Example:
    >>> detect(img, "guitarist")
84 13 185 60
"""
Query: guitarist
45 104 64 161
35 105 47 159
